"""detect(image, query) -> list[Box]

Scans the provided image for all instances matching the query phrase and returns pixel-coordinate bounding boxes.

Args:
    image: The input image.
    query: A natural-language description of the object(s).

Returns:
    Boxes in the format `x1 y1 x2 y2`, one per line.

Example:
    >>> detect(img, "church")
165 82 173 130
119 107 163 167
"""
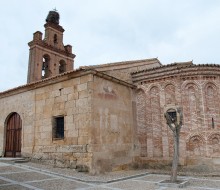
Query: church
0 10 219 174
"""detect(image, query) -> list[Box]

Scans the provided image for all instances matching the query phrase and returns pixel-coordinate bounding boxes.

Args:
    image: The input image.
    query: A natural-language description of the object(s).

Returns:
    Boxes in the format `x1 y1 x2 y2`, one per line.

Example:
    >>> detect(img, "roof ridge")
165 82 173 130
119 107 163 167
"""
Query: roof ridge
80 57 161 69
131 61 193 74
131 62 220 75
0 68 85 95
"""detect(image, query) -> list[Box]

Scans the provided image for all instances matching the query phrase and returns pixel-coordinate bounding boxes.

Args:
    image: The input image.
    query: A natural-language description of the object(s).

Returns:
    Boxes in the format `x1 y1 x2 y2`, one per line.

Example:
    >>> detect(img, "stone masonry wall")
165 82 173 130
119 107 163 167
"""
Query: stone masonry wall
89 75 135 174
0 73 94 169
0 91 35 156
31 74 94 169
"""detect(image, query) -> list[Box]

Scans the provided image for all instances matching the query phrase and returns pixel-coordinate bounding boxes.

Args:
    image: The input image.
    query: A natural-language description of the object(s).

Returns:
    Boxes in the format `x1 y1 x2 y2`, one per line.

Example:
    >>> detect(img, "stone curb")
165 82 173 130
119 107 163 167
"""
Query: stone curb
14 163 149 184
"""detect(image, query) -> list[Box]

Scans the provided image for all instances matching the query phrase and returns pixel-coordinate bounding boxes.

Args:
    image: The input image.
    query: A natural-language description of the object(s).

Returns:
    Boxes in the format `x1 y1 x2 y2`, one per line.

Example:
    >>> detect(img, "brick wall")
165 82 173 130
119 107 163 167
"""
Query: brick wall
133 64 220 168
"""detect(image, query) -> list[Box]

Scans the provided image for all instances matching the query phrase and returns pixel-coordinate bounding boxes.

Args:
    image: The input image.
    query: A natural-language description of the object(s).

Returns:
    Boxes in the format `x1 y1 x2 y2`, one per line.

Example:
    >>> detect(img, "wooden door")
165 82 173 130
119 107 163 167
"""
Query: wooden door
5 113 22 157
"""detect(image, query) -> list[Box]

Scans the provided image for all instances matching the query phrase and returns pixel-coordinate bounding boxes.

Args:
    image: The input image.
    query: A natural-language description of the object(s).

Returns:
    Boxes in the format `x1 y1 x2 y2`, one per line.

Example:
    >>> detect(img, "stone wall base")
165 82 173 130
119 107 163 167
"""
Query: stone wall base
21 147 91 172
133 156 220 173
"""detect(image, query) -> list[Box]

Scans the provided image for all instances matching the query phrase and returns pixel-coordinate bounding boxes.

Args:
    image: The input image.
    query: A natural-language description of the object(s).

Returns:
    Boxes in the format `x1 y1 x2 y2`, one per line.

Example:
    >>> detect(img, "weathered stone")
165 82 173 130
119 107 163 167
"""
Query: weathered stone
56 145 87 153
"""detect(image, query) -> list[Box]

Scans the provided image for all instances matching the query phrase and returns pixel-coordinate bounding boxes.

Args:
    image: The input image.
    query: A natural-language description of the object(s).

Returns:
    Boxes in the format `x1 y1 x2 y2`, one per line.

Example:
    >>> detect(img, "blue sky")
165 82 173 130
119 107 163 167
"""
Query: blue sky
1 0 220 91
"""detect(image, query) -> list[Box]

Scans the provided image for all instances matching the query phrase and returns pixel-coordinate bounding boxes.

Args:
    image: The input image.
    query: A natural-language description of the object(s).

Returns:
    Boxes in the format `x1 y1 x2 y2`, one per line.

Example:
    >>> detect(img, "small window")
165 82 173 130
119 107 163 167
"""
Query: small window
54 34 58 44
167 110 177 122
53 116 64 140
168 111 176 120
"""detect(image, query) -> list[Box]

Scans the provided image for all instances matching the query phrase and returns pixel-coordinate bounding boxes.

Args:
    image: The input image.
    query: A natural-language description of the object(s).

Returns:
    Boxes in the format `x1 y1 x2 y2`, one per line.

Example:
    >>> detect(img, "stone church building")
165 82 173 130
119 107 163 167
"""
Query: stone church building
0 11 220 173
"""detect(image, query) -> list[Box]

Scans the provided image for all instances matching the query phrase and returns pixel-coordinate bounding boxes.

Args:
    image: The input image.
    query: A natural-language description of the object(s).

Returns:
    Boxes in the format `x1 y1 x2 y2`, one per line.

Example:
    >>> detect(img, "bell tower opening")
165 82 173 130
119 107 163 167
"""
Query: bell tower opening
59 60 66 74
27 10 76 83
54 34 58 44
42 55 50 79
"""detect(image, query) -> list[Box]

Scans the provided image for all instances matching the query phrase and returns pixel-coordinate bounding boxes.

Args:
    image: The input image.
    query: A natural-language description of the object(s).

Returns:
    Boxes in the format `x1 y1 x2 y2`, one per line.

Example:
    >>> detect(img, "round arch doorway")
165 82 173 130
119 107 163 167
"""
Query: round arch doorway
5 112 22 157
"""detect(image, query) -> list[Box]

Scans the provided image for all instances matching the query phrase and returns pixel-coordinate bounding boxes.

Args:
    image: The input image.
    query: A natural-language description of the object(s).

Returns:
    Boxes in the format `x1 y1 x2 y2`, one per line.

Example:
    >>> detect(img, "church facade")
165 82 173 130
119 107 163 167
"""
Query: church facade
0 11 219 173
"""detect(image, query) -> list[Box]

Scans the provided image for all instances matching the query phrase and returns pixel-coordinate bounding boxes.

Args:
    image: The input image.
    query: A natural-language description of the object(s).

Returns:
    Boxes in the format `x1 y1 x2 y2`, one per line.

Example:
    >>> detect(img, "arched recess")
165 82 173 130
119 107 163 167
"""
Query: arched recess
204 83 219 129
136 89 147 156
207 133 220 156
150 86 163 157
136 89 146 131
186 135 205 157
4 112 22 157
165 84 176 105
42 54 50 78
59 60 66 74
182 83 200 130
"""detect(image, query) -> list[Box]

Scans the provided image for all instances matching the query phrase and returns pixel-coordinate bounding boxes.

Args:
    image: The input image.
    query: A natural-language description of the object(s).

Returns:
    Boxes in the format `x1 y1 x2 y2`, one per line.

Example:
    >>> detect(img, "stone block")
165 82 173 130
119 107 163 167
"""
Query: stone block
79 90 89 99
62 87 73 95
79 128 89 136
74 113 91 123
67 92 79 100
51 90 60 98
76 165 89 172
35 93 45 101
79 137 90 145
70 160 77 169
157 180 189 188
52 83 63 90
43 106 53 115
77 83 88 92
65 115 74 124
72 78 80 86
51 153 63 160
76 98 90 107
62 80 75 88
40 146 56 153
213 158 220 165
65 100 75 109
35 88 46 94
55 95 67 103
66 129 78 138
78 105 92 113
32 153 51 160
56 145 87 153
87 82 94 90
78 118 90 129
80 74 93 84
66 137 78 144
41 132 51 139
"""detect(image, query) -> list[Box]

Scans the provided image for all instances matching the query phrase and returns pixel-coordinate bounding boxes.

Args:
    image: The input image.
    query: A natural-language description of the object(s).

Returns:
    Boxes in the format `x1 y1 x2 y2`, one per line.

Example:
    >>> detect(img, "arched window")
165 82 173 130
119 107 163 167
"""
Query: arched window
59 60 66 74
42 55 50 78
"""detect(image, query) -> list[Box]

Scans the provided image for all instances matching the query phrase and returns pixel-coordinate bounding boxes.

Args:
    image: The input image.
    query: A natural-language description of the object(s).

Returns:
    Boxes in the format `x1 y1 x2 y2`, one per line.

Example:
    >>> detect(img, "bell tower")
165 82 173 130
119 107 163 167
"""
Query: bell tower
27 10 75 83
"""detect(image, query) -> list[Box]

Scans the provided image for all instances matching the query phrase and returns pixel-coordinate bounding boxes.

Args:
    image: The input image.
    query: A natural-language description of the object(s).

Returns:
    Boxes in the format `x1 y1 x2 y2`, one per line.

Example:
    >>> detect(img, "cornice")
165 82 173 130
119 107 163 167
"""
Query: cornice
44 22 65 32
132 64 220 83
80 58 161 70
0 69 136 98
28 40 75 59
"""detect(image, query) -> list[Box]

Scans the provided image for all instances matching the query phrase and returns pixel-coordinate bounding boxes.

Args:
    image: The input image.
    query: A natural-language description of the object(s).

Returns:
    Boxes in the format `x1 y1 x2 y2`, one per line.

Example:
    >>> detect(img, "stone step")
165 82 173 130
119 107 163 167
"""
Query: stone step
0 157 29 163
14 159 29 163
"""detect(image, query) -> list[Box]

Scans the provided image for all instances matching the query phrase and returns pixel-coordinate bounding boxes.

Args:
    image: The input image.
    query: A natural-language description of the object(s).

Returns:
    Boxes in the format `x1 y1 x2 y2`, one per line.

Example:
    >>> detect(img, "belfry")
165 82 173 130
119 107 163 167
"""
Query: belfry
27 10 75 83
